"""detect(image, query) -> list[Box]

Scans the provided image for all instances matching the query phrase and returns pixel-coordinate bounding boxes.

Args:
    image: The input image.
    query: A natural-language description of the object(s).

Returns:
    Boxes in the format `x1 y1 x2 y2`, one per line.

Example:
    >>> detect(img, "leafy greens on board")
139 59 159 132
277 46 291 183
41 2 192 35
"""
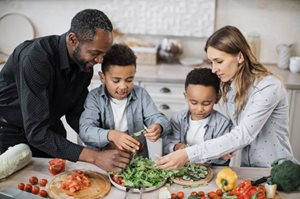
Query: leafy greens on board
113 155 209 188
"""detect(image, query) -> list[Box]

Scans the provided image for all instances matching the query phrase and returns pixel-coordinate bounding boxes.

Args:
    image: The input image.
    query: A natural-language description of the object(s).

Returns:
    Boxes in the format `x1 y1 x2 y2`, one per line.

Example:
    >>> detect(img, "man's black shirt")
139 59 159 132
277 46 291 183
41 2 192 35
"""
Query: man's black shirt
0 34 93 161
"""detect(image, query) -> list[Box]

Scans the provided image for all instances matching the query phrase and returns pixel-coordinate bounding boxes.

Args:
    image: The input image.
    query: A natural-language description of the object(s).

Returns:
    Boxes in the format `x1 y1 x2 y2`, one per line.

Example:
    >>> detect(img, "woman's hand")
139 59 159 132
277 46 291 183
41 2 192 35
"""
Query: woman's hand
154 149 189 170
108 130 140 153
144 124 162 142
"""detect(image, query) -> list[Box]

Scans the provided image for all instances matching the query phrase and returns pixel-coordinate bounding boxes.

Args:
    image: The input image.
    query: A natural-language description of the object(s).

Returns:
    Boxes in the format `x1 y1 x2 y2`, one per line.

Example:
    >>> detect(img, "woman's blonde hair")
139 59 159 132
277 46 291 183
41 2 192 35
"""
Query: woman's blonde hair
205 25 273 116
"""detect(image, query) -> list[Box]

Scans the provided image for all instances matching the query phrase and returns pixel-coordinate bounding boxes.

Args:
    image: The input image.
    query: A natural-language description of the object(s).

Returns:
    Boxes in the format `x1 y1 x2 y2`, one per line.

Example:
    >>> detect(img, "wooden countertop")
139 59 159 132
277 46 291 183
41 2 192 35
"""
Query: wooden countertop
1 158 299 199
132 63 300 89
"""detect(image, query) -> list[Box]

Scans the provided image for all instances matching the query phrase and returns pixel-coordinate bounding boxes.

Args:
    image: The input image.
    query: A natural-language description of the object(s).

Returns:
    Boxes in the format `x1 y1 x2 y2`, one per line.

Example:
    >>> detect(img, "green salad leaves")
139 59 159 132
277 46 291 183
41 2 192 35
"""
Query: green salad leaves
115 155 174 188
114 155 209 188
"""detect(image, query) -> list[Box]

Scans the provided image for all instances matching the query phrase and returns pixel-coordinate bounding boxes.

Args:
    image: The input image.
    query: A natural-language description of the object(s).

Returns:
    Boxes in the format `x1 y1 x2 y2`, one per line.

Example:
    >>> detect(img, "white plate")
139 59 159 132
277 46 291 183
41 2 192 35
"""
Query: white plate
180 57 203 66
0 13 35 55
109 174 166 193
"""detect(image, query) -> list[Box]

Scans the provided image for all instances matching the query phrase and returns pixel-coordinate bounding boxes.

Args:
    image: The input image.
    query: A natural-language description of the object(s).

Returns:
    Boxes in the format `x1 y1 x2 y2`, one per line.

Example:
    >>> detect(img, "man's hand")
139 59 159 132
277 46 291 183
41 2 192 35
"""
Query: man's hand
108 130 140 153
79 148 131 172
144 124 162 142
154 149 189 170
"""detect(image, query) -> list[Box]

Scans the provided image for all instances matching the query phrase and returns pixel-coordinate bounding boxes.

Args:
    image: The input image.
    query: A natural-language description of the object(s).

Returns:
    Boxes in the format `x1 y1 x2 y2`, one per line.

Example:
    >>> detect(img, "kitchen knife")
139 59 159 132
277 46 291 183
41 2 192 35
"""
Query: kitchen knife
0 187 44 199
251 176 270 186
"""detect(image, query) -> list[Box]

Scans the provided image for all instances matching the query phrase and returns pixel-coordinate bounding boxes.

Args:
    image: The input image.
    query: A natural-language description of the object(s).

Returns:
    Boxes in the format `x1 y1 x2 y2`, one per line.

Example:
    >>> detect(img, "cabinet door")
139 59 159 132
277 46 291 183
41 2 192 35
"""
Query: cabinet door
140 82 185 100
289 89 300 161
153 98 186 118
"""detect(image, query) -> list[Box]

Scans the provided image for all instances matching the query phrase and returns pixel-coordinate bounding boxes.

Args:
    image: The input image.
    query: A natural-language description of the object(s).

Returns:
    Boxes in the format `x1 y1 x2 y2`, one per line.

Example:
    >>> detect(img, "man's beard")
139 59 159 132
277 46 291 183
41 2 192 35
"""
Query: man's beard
72 46 90 72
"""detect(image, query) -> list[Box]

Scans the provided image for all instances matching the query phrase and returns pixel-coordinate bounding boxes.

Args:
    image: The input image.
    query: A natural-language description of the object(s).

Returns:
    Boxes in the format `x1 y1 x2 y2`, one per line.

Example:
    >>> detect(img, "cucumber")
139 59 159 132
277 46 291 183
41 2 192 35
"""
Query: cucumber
0 143 32 179
182 175 191 181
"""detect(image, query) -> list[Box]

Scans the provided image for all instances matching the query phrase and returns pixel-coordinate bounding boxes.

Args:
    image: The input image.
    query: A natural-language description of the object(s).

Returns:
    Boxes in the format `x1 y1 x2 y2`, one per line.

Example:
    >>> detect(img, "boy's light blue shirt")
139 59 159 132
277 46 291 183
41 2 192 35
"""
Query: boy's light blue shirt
79 84 171 156
164 109 232 165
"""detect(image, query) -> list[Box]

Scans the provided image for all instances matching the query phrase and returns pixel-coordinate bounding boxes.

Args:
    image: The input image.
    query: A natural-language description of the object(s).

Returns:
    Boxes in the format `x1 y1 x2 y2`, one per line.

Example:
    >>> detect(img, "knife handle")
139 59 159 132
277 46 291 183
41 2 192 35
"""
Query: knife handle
251 176 270 186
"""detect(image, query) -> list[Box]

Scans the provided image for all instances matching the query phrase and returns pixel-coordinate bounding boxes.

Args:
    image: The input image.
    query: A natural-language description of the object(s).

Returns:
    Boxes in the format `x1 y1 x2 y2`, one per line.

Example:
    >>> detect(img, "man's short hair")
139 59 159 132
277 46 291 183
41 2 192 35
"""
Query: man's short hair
68 9 113 41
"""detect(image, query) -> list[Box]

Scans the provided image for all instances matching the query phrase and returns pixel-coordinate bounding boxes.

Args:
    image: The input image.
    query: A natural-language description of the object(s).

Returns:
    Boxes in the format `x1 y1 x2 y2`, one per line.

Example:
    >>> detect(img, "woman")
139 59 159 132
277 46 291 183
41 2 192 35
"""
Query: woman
156 25 295 168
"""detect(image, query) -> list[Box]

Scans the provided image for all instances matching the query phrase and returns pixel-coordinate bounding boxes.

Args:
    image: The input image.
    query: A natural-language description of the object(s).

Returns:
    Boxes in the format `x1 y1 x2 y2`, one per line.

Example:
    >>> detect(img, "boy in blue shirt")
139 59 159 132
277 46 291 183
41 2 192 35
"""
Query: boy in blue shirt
79 44 170 157
164 68 232 165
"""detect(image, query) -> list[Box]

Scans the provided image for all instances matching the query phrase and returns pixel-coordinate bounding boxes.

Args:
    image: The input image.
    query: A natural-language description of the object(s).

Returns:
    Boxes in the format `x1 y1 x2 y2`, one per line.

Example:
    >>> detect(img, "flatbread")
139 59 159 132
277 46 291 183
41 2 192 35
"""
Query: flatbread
47 170 111 199
173 165 214 186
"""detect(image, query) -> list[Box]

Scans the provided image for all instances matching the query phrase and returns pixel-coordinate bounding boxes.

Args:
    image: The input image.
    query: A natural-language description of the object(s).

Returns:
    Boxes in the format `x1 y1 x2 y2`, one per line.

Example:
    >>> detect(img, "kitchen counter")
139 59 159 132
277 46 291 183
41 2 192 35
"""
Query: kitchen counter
2 62 300 89
1 158 299 199
130 63 300 89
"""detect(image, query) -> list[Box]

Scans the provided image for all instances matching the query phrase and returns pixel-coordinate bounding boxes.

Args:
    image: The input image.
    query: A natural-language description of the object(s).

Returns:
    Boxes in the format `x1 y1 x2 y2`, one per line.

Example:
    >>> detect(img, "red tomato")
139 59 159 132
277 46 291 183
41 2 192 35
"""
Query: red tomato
208 191 220 199
48 158 66 175
112 175 123 185
17 183 25 190
216 188 223 197
198 191 205 197
171 193 177 199
39 189 48 198
177 191 184 199
190 191 198 196
32 185 40 195
39 178 48 186
24 184 32 193
29 176 38 185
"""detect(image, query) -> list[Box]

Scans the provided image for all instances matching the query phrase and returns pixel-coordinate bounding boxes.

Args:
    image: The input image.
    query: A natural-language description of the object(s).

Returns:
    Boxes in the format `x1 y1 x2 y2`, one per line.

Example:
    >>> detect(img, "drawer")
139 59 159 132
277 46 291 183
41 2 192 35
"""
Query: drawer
140 82 185 100
153 99 186 118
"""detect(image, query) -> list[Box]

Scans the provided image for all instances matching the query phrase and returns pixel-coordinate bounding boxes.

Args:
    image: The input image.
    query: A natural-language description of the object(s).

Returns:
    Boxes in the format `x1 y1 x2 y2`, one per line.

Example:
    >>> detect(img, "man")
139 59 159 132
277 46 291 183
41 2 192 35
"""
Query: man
0 9 131 172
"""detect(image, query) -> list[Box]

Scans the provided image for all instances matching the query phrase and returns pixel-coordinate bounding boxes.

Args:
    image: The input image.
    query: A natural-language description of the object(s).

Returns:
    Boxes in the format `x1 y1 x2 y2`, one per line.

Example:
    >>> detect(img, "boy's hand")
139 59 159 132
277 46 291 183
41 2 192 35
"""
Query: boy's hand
174 143 186 151
108 130 140 153
144 124 162 142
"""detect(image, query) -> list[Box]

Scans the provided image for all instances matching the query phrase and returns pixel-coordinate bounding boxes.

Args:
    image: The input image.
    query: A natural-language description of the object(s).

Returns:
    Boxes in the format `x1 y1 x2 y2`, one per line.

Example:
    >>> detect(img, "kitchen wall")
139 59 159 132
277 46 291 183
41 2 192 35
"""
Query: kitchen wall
0 0 300 63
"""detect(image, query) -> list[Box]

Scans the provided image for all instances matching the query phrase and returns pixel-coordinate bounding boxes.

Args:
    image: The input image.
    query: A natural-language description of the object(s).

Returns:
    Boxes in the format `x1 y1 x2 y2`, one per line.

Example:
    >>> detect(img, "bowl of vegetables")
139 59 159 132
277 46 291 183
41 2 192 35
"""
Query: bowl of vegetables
109 155 173 192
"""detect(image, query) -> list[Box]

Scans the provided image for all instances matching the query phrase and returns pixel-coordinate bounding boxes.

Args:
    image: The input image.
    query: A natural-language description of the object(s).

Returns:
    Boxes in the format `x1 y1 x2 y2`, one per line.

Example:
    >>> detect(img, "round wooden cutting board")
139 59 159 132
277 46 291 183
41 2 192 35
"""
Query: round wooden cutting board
47 170 111 199
173 166 214 186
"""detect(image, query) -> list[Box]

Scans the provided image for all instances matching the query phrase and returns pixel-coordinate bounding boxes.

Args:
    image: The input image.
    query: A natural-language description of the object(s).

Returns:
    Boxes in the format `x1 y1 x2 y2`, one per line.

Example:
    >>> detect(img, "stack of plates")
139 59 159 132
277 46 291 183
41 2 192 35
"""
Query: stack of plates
179 57 203 67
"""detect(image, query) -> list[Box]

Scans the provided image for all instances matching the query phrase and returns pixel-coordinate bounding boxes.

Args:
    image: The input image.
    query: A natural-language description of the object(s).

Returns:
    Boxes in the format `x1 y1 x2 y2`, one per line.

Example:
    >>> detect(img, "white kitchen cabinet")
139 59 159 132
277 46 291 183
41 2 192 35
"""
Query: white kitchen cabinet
288 89 300 162
151 98 187 118
139 81 186 118
140 82 185 100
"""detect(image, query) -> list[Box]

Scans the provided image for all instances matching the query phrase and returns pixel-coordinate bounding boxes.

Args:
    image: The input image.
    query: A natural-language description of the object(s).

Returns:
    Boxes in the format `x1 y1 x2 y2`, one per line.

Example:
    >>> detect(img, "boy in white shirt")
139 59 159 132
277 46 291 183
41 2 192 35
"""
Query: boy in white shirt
164 68 232 165
79 44 170 157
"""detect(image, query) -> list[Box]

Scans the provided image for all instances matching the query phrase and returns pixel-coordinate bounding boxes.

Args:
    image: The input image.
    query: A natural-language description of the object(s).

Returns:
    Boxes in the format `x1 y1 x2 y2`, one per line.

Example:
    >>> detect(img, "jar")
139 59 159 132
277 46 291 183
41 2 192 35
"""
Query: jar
289 56 300 73
276 44 293 69
247 32 261 60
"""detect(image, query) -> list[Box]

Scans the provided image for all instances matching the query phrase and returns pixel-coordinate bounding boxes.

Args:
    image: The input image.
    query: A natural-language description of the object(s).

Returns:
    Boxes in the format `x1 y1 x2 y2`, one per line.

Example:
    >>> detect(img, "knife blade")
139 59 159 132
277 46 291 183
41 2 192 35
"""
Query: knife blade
0 187 44 199
0 191 14 199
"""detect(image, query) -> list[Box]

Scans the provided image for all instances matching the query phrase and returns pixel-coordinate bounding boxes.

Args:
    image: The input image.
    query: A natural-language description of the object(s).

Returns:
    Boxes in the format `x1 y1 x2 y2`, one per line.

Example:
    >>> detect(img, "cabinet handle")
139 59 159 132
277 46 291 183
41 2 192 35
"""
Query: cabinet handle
160 87 171 93
159 104 170 110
